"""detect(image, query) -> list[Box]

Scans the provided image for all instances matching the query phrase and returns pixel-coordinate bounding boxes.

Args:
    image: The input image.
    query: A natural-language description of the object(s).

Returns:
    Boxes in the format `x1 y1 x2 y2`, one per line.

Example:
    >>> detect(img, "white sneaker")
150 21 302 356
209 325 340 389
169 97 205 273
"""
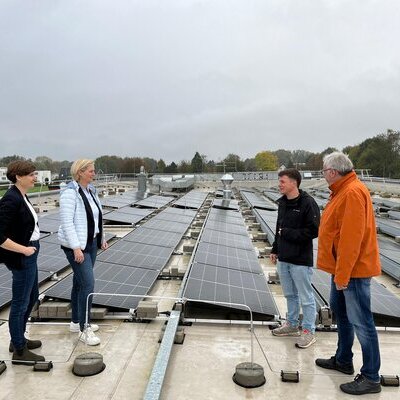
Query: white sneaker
70 322 99 333
79 327 100 346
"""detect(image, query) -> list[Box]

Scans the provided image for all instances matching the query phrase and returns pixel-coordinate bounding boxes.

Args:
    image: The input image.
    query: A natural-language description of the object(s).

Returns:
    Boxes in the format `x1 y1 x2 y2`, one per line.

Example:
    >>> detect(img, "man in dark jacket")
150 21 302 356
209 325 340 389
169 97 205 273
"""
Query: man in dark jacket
270 168 320 348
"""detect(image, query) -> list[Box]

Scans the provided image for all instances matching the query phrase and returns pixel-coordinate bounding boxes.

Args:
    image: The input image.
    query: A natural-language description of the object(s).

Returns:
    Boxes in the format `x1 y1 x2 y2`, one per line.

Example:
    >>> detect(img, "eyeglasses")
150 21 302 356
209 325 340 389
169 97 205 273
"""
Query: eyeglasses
320 168 335 174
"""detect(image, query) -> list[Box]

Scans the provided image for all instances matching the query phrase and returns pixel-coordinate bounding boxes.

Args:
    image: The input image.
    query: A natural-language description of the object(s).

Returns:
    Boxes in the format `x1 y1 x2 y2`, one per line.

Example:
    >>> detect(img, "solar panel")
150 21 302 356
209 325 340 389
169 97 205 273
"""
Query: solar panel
212 199 240 211
173 192 208 209
100 198 132 209
39 211 60 221
376 217 400 238
207 213 245 226
240 190 278 211
194 242 261 274
252 209 277 245
37 241 70 274
123 227 183 249
204 219 249 236
39 216 61 233
143 219 190 234
97 241 173 270
162 207 197 217
0 264 13 309
0 264 53 310
184 262 278 317
209 208 242 220
40 233 61 244
151 212 195 225
135 195 175 209
103 210 151 225
40 232 115 245
201 229 255 251
45 261 159 310
311 268 400 322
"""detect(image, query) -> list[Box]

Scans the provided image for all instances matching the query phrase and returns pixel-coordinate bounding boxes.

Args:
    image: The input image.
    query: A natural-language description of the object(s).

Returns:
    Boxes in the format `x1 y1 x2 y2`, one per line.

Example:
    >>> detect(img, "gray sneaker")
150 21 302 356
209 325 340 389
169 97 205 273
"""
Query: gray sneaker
295 329 316 348
272 322 300 337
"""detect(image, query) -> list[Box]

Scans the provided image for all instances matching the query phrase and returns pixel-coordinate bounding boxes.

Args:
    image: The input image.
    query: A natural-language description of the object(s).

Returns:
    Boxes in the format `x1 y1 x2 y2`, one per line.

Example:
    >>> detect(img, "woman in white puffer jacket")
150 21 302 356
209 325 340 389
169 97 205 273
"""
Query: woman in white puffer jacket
58 159 108 346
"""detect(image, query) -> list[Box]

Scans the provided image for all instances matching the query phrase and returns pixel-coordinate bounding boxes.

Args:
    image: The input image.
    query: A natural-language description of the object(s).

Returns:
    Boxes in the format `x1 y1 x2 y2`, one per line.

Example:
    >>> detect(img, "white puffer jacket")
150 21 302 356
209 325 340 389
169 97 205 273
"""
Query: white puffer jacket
58 181 104 250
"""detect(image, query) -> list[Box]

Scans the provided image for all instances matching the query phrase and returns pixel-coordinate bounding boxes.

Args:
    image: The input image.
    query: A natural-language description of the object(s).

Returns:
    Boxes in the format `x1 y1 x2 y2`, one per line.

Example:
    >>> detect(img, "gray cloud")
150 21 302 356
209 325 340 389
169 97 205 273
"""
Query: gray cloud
1 0 399 163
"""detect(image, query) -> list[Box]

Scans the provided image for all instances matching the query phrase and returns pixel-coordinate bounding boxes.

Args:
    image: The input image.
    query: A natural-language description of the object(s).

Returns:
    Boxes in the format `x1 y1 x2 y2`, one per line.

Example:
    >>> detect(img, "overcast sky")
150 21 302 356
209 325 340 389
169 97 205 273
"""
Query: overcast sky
1 0 399 163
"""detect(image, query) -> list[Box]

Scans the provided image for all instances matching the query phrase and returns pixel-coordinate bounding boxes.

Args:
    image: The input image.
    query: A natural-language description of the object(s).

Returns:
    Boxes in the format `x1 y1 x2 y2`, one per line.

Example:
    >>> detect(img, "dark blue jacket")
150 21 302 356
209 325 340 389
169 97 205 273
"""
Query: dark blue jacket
271 190 320 266
0 186 36 269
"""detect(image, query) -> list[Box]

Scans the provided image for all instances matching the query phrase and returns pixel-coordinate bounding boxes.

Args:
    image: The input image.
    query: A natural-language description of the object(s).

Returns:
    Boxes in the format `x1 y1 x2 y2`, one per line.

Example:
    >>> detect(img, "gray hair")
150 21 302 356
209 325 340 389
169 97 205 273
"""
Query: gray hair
323 152 354 176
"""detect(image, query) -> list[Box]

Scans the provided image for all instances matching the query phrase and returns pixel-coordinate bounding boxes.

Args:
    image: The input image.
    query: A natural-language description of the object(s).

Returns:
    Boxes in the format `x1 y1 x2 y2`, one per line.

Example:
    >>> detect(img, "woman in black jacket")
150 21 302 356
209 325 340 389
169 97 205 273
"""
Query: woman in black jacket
0 161 45 365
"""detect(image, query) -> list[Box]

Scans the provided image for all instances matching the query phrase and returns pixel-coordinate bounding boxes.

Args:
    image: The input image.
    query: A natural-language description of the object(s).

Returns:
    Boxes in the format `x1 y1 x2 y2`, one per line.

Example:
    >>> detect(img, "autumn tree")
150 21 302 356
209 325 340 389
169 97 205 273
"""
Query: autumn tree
254 151 278 170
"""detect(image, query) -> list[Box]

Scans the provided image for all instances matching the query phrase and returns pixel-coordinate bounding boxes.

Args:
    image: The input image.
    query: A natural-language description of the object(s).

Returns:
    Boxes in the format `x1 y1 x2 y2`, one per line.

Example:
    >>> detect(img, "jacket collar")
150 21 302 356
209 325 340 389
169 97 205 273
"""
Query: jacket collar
329 171 357 196
66 180 95 194
278 189 305 204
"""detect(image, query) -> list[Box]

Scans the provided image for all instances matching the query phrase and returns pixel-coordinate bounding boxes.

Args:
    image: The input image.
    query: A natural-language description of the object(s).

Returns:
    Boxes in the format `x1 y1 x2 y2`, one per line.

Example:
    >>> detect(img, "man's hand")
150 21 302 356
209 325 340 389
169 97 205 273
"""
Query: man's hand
270 253 278 265
335 283 348 291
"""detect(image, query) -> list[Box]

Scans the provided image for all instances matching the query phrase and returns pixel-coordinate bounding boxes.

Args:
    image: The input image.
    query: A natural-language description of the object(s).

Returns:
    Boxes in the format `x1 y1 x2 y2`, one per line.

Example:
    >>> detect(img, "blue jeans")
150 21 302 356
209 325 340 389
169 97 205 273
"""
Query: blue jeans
9 241 40 350
277 261 316 333
330 276 381 382
63 239 97 331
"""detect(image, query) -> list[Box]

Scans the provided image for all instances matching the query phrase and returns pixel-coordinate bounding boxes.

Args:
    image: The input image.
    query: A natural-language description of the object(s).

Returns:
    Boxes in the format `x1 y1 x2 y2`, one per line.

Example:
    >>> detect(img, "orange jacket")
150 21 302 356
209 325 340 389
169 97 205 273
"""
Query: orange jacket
317 171 381 286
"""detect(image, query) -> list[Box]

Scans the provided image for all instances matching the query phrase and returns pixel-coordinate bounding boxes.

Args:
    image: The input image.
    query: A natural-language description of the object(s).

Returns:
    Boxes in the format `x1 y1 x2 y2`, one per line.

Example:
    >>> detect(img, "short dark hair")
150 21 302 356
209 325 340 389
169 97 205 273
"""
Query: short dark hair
6 160 36 183
278 168 302 188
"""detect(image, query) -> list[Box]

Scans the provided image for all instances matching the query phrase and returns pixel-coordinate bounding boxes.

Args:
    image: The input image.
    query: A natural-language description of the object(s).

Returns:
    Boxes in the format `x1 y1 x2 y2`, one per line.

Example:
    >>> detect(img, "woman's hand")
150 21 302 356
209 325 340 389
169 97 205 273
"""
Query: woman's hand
73 248 84 264
23 246 36 257
101 241 109 250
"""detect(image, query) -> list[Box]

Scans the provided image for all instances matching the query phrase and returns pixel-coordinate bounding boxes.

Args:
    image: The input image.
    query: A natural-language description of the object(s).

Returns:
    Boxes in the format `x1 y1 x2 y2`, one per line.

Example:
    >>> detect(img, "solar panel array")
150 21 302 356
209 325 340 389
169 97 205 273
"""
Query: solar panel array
103 207 154 225
134 195 175 209
0 232 117 311
212 199 240 211
253 205 400 326
378 237 400 283
376 217 400 238
173 191 208 209
240 189 278 211
100 190 144 209
311 268 400 324
0 264 55 309
39 208 113 233
45 206 197 310
183 207 279 318
38 212 61 233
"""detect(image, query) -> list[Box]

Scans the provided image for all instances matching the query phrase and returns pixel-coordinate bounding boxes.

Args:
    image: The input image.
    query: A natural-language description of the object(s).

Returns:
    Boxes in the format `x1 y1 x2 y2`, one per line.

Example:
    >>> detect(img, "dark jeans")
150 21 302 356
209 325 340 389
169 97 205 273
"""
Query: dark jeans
63 239 97 331
9 241 40 350
330 276 381 382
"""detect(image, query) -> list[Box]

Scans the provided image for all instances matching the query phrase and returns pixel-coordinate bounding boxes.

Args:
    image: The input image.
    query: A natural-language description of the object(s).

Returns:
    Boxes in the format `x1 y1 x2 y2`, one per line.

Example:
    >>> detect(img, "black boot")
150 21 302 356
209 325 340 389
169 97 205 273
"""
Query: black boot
12 344 45 365
9 338 42 352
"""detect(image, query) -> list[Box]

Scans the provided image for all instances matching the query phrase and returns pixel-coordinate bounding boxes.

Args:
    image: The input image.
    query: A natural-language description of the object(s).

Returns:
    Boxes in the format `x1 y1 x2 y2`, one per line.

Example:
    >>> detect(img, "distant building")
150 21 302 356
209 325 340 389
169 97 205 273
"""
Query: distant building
0 167 51 184
0 167 8 183
36 170 52 184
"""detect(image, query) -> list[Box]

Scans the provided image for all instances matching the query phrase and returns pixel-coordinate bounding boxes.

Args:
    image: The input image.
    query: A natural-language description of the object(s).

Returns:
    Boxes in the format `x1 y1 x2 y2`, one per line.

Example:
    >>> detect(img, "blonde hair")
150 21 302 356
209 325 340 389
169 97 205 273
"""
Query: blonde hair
70 159 95 181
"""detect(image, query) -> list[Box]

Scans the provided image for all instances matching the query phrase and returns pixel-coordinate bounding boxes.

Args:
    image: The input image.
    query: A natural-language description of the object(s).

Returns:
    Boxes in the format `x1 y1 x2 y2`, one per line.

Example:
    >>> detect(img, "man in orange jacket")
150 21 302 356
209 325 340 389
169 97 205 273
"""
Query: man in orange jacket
315 152 381 395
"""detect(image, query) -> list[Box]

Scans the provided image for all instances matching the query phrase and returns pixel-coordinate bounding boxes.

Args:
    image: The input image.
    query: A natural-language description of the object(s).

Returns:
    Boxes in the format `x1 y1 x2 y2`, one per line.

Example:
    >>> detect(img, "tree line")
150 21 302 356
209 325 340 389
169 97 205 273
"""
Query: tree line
1 129 399 178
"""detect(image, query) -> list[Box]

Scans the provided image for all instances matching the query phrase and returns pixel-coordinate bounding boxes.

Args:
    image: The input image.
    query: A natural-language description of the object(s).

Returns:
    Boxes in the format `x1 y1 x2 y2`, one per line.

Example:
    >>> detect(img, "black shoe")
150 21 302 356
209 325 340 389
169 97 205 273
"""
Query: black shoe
315 356 354 375
9 338 42 352
12 344 45 365
340 374 381 395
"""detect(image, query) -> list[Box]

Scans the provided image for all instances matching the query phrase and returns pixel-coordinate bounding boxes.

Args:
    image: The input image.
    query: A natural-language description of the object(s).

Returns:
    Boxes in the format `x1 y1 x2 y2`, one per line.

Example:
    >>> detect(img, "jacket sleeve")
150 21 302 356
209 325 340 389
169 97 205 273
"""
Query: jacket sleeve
0 194 19 245
334 191 366 286
59 189 81 249
281 199 320 243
